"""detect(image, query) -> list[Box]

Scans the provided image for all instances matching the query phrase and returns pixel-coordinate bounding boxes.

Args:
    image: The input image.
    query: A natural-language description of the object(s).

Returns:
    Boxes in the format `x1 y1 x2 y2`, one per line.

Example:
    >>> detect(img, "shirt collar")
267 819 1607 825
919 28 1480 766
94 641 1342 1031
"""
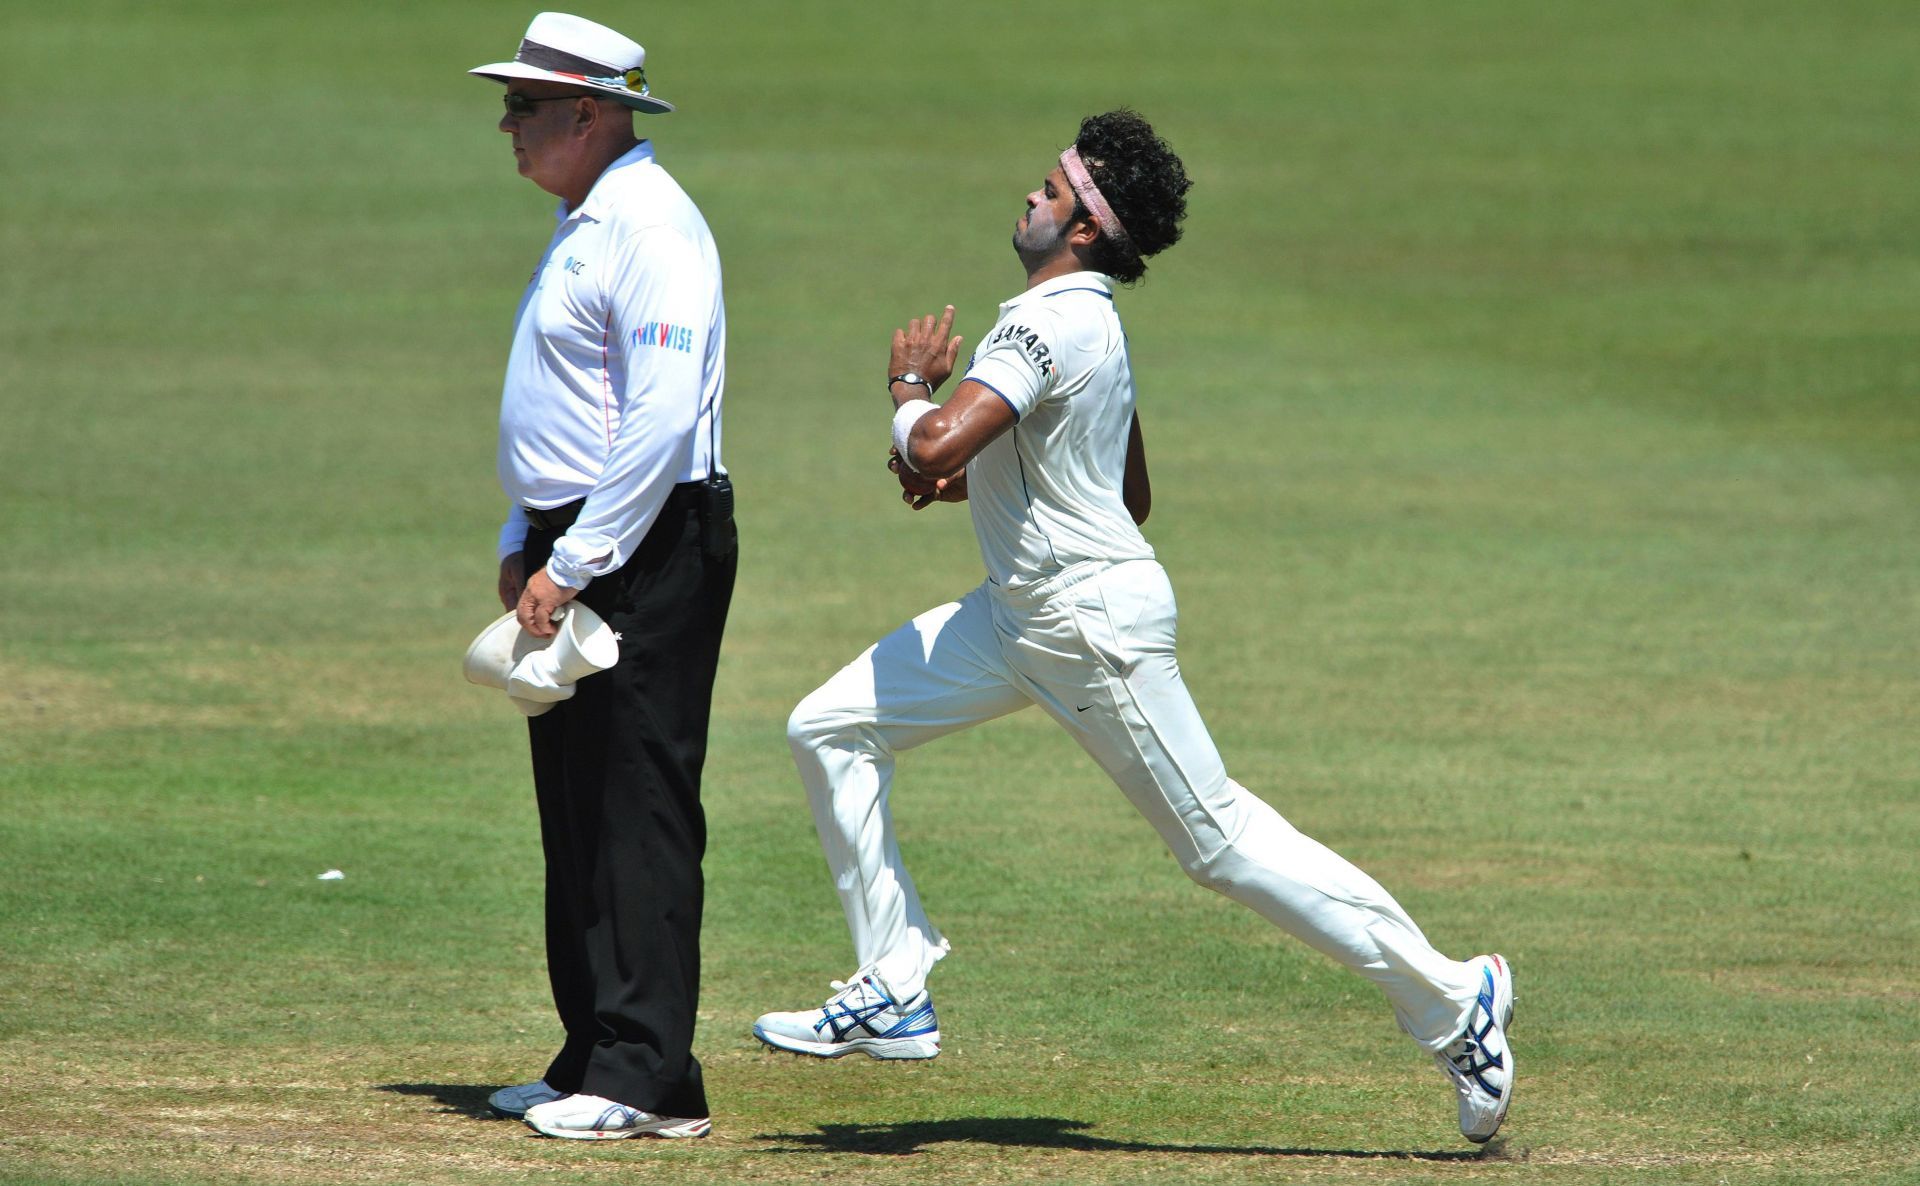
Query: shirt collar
999 270 1114 313
555 140 657 224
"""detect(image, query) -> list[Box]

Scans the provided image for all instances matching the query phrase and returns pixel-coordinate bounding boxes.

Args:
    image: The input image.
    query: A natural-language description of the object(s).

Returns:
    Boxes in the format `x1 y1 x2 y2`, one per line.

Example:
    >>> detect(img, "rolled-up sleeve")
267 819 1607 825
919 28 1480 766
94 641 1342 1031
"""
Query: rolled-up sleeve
498 502 529 561
546 226 712 589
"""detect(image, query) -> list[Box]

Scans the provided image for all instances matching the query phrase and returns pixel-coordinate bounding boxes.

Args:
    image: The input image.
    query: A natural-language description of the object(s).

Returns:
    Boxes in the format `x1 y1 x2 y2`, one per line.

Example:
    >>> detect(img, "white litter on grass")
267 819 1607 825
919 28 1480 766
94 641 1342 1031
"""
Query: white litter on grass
317 869 346 881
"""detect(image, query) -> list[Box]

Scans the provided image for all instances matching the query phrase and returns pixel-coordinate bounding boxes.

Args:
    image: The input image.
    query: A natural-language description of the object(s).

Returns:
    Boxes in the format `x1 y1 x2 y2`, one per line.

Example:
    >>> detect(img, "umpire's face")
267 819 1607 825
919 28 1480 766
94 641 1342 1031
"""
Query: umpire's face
498 83 601 198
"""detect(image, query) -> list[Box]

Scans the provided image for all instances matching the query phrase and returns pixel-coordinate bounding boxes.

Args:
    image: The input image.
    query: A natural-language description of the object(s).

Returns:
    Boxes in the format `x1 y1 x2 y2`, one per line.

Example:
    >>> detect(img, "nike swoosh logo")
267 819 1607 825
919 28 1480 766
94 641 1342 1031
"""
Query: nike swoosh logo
1075 704 1093 713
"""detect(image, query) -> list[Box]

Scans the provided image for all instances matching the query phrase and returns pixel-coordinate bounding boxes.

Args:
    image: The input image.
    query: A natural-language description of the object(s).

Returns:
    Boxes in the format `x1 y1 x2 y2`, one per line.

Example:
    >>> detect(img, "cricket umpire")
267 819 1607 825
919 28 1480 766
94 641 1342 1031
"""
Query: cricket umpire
468 12 735 1140
754 111 1516 1144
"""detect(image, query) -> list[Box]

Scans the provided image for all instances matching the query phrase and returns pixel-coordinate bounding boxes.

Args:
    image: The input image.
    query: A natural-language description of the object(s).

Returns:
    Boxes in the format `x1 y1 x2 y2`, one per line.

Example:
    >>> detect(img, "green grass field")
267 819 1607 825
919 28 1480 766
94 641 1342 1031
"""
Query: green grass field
3 1 1917 1183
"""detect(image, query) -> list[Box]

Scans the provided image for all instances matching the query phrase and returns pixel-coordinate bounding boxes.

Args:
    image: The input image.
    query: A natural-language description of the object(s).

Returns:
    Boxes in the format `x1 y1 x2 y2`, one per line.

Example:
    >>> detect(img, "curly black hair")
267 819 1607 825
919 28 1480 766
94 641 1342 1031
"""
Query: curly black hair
1069 109 1192 284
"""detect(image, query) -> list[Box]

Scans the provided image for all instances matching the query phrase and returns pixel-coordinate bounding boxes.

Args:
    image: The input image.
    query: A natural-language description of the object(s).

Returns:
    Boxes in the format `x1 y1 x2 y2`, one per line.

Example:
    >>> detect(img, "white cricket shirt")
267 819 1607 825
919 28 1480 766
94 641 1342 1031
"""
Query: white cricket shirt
495 140 726 588
958 271 1154 588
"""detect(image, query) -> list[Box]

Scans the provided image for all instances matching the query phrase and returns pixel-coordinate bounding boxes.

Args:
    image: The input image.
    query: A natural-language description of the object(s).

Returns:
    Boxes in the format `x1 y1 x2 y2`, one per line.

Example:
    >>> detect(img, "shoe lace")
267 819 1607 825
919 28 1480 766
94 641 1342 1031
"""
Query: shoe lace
814 969 897 1041
827 965 883 1000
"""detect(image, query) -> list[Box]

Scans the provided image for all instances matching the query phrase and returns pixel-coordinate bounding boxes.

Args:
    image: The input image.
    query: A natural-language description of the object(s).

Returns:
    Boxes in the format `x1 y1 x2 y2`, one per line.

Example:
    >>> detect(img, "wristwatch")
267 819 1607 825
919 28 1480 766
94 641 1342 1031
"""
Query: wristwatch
888 372 932 395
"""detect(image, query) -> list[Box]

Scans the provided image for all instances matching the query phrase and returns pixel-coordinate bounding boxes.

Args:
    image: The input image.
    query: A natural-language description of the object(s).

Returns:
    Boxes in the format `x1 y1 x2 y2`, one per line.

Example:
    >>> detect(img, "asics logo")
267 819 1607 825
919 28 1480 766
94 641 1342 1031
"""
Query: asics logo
813 977 937 1041
1451 966 1506 1096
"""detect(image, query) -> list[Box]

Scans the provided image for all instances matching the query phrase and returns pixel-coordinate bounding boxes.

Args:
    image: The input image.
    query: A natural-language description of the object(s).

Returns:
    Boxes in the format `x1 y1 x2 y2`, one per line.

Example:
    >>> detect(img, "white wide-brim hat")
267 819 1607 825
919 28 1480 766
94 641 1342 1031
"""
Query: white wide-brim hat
463 603 620 717
470 11 674 114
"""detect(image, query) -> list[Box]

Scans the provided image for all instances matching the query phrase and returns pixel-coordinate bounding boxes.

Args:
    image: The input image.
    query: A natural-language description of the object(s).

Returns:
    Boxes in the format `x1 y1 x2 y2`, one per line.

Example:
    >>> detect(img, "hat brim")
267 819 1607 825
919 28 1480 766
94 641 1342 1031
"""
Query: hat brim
463 611 542 690
470 62 674 114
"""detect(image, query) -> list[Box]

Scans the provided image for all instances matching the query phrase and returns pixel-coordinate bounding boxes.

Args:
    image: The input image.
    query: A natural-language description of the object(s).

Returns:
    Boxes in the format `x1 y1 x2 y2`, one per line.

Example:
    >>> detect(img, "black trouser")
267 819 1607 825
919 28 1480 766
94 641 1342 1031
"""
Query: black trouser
520 482 736 1118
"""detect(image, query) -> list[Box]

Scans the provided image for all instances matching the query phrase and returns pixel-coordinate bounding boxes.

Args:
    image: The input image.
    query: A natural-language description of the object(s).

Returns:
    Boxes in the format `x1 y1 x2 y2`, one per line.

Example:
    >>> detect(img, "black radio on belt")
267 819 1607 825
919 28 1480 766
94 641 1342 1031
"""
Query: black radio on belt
699 473 735 560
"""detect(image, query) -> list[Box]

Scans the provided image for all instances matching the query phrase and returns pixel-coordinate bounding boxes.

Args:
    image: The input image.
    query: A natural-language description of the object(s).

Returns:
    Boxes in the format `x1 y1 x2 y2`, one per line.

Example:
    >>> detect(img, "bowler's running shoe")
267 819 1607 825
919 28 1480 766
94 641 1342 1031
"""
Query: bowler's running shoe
753 970 941 1059
522 1094 711 1140
486 1079 566 1120
1435 953 1516 1143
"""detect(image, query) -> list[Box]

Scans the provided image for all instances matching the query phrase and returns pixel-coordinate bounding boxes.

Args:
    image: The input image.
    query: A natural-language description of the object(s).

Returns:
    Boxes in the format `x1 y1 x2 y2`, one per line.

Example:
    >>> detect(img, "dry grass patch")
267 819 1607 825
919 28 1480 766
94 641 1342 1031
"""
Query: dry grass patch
1685 967 1920 1006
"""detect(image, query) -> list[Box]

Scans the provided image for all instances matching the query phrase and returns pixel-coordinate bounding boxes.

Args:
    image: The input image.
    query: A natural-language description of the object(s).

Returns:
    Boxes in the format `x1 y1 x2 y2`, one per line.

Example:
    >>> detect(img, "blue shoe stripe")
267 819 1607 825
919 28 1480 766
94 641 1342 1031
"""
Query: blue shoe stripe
1451 964 1506 1096
879 998 938 1039
807 976 939 1042
596 1103 639 1129
819 995 893 1040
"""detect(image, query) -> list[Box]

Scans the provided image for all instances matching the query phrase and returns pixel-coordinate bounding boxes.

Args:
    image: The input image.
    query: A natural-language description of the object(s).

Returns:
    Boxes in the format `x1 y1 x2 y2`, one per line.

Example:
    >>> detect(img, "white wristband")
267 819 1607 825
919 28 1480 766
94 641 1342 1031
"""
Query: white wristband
891 398 938 471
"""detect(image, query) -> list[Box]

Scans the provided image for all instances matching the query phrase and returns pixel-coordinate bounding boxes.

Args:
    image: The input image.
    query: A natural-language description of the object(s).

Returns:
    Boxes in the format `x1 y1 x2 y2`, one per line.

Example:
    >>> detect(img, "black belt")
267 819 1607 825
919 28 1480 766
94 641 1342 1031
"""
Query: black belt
524 478 732 534
523 500 584 532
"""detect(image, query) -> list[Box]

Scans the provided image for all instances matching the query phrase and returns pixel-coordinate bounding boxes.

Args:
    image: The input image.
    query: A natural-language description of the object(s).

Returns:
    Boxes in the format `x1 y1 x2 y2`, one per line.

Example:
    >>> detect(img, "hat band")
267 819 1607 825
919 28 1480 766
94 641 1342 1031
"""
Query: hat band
515 38 620 80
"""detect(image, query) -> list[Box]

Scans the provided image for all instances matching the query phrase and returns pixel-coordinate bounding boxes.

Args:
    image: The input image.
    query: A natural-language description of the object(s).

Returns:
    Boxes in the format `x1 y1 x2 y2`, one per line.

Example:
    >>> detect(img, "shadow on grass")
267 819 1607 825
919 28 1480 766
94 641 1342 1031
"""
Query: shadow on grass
376 1083 503 1119
757 1116 1491 1161
373 1090 1506 1162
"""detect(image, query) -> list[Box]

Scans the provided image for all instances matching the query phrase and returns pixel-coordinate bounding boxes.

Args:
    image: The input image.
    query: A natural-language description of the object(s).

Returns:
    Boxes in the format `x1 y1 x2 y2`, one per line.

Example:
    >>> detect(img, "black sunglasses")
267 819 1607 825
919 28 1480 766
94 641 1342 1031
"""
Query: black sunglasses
503 92 597 118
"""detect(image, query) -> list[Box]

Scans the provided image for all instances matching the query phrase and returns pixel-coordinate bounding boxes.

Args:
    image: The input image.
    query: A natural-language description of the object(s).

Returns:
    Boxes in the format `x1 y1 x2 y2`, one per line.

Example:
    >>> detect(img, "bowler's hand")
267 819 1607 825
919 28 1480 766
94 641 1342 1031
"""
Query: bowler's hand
889 305 963 399
498 552 526 612
889 449 966 510
517 566 579 638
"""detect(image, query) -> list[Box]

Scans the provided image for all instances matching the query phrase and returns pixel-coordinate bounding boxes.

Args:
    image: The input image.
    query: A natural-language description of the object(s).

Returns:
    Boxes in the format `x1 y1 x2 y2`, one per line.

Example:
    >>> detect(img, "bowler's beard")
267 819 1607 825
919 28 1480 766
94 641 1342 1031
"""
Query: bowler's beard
1013 210 1068 266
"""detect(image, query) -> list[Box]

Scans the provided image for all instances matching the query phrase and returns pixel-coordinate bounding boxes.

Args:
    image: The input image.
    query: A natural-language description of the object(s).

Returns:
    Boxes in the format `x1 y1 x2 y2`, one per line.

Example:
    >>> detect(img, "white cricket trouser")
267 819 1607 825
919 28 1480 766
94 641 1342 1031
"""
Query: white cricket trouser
787 558 1481 1052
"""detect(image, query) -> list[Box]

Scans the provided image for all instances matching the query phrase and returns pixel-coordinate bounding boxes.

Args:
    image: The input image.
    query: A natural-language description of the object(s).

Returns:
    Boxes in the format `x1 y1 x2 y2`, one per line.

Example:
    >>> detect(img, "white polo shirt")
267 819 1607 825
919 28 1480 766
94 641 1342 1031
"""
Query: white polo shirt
958 271 1154 589
495 140 725 588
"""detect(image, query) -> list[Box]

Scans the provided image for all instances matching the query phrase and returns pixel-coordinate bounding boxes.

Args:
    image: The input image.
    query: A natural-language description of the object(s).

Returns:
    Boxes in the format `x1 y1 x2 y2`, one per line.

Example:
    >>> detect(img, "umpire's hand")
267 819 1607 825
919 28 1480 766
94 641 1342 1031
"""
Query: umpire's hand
517 566 579 638
498 552 526 612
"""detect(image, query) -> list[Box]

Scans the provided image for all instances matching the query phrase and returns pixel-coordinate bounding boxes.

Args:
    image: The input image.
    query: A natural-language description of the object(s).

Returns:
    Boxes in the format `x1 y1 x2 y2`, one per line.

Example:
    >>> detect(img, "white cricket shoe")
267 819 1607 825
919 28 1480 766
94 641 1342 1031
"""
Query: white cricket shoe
522 1094 711 1140
753 970 941 1060
1435 953 1516 1143
486 1079 566 1119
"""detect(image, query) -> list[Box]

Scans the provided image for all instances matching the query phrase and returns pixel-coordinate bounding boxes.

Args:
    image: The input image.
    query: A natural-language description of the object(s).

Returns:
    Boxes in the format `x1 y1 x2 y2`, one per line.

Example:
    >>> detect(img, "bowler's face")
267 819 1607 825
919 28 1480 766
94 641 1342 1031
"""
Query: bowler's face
1013 166 1078 257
